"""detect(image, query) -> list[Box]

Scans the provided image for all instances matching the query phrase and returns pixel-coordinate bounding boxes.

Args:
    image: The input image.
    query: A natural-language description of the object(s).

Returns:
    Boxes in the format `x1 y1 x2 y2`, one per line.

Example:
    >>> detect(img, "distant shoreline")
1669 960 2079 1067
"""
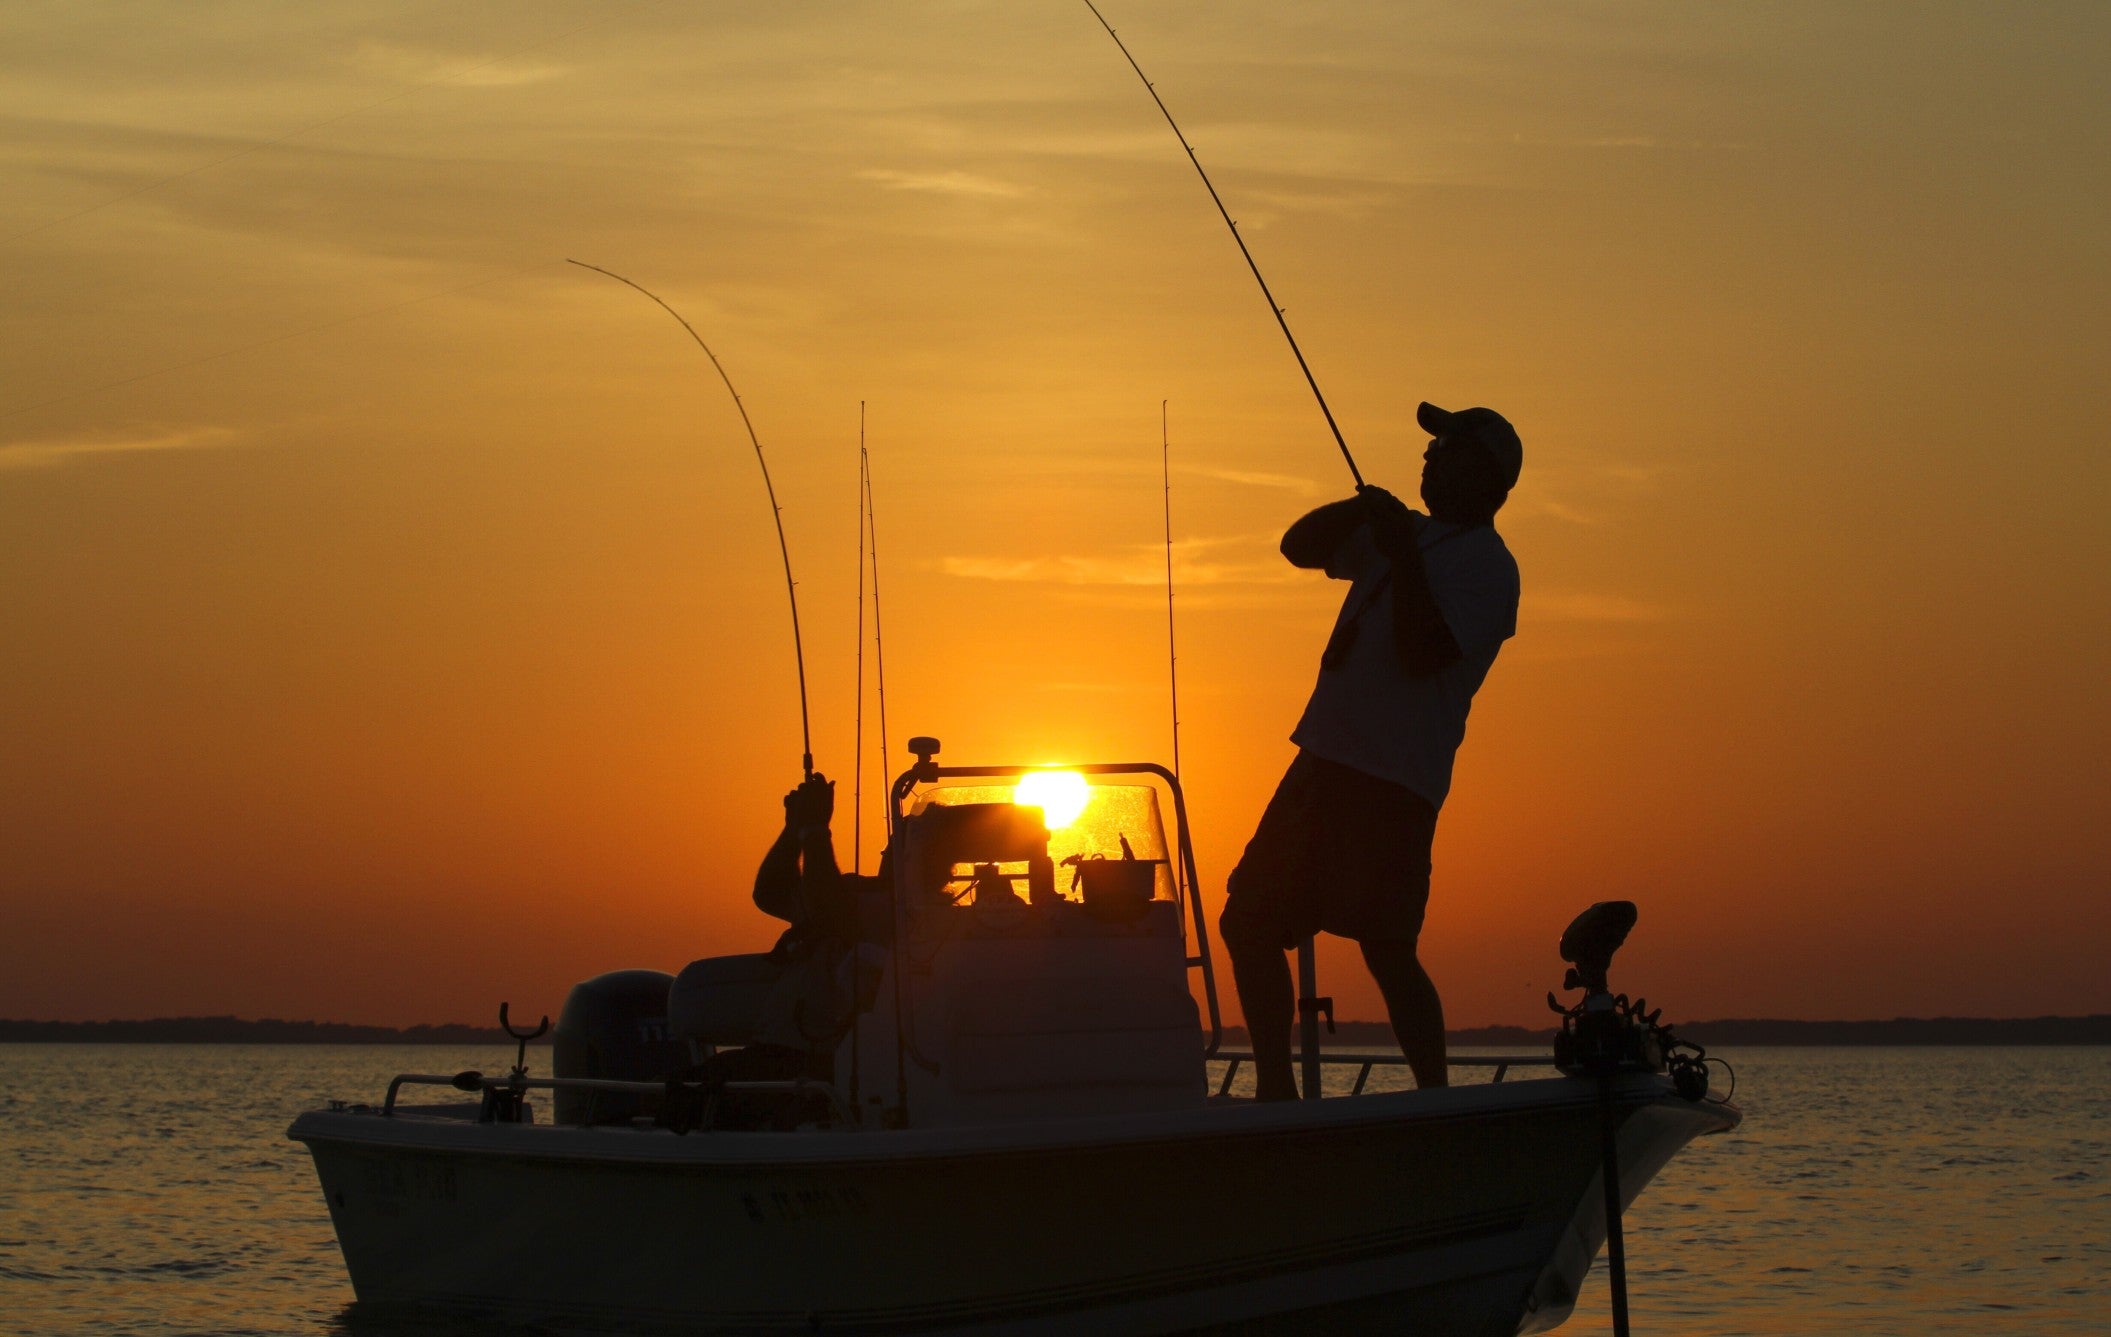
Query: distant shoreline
0 1017 522 1045
5 1014 2108 1046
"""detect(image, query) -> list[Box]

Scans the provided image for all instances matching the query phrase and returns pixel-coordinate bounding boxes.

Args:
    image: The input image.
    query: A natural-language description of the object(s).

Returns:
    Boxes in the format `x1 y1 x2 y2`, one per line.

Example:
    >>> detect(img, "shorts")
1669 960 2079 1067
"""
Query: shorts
1221 750 1436 948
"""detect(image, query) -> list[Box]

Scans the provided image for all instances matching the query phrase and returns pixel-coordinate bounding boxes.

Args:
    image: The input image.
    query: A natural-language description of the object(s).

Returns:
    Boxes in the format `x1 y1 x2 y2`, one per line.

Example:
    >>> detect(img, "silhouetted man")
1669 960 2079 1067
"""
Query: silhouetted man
749 772 890 1062
665 774 885 1128
1220 402 1522 1099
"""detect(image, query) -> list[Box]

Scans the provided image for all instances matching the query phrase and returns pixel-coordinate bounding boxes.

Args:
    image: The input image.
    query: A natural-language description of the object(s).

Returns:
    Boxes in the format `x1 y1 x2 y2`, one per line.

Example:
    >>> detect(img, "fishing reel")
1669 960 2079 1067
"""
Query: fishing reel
1547 902 1709 1100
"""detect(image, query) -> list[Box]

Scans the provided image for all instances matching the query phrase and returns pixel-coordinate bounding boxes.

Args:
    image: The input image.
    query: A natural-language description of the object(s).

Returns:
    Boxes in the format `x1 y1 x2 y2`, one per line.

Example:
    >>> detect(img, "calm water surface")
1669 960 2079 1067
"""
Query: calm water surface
2 1044 2105 1334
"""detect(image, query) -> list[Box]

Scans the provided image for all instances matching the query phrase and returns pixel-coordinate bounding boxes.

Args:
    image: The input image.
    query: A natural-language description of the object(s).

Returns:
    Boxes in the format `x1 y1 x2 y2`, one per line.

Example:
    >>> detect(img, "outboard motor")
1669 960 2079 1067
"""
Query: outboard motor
552 968 683 1125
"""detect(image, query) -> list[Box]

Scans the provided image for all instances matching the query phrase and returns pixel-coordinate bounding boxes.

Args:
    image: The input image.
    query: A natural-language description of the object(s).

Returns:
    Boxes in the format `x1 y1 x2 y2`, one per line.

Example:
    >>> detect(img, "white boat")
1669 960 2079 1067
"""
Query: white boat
290 744 1739 1334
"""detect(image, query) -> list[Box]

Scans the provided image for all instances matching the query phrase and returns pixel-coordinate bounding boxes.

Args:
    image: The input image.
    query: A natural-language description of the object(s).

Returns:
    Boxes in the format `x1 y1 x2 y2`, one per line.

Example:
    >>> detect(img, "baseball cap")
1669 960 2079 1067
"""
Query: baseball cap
1417 401 1522 490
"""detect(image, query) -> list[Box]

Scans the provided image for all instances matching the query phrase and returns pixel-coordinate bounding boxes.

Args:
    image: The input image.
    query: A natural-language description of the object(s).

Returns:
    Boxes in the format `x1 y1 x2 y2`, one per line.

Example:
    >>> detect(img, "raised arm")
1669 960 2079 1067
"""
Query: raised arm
1280 496 1368 570
753 773 842 925
753 793 805 923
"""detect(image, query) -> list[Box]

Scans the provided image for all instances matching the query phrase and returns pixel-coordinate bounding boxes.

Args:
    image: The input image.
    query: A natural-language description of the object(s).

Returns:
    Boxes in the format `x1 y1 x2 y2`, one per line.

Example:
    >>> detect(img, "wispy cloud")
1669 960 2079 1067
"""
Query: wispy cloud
857 168 1027 199
0 426 239 471
1234 186 1381 221
1507 462 1664 525
1181 465 1323 496
347 42 567 89
1597 465 1661 484
1049 585 1319 614
1502 494 1601 525
936 533 1299 590
1498 132 1751 153
1527 591 1671 623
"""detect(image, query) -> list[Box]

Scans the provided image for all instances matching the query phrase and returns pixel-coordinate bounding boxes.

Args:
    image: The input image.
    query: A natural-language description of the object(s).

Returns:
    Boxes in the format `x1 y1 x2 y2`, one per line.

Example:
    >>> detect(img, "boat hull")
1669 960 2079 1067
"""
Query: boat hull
292 1074 1734 1335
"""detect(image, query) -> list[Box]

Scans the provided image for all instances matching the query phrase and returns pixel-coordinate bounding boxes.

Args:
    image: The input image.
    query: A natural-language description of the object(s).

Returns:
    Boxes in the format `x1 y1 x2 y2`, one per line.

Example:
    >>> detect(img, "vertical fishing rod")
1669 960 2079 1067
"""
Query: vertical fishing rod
848 405 869 1119
568 259 814 778
864 430 894 1127
853 402 868 874
1162 398 1187 904
1083 2 1363 489
1161 398 1181 784
864 441 891 778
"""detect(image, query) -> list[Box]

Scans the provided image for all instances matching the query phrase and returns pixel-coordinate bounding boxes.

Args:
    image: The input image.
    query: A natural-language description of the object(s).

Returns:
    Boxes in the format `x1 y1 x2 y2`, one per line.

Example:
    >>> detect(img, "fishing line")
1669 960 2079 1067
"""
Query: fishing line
568 258 814 779
1083 1 1364 488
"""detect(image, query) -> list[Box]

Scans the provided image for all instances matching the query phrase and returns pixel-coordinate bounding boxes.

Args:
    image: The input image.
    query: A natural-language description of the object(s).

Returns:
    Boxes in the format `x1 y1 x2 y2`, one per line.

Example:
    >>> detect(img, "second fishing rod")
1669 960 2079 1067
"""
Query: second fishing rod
569 258 814 780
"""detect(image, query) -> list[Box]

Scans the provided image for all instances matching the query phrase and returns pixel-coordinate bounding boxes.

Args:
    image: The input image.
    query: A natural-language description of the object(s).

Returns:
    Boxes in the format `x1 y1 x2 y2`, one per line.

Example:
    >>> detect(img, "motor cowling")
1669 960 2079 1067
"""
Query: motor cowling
551 969 682 1125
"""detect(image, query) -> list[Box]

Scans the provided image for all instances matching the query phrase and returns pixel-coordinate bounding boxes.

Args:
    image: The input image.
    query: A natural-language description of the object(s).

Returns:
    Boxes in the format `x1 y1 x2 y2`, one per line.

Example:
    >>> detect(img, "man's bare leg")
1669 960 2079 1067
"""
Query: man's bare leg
1361 938 1448 1088
1225 931 1300 1101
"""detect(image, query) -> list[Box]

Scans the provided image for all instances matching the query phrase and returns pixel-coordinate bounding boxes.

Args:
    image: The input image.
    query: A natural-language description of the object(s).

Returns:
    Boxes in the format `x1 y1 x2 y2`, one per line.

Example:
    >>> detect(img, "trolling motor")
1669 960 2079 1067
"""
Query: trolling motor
1547 901 1710 1098
1545 902 1712 1337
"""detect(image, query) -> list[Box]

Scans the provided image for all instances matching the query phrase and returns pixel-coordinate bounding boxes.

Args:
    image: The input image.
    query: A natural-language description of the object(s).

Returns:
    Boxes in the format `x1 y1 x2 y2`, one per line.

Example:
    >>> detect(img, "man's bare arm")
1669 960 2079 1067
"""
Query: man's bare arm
797 823 841 907
1280 497 1368 570
754 825 803 922
754 773 840 926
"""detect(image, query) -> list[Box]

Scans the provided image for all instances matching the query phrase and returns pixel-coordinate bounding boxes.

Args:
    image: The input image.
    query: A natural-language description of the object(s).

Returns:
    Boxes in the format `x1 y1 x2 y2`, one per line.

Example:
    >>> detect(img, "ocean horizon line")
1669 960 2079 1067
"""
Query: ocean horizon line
5 1014 2108 1046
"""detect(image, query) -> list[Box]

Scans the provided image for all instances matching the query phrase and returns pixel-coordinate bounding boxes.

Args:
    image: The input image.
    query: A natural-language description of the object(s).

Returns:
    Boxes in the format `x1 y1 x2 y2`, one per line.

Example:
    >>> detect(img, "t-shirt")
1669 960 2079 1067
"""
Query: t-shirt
1290 512 1518 809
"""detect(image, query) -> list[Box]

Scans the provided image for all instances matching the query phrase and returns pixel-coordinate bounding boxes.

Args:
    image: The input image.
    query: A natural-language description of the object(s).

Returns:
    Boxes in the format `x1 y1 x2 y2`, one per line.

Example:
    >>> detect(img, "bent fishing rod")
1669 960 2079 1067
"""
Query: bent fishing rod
1084 1 1363 489
567 258 814 779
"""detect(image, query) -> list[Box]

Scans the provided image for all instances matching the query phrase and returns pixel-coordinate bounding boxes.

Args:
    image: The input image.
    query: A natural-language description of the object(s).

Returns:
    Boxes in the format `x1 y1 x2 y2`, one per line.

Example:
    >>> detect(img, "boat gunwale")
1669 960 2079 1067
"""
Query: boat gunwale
289 1071 1739 1168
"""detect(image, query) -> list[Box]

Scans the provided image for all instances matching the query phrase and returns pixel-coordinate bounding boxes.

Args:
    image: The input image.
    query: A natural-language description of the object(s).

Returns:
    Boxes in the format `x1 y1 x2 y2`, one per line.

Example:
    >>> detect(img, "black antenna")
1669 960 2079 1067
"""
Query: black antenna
853 402 868 875
1084 2 1363 488
568 259 814 778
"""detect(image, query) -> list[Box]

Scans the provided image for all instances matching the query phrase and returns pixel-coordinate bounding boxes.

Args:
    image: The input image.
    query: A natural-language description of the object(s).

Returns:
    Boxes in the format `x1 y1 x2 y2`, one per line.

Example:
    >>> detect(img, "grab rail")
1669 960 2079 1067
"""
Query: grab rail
374 1059 1546 1123
381 1072 852 1125
1210 1051 1558 1098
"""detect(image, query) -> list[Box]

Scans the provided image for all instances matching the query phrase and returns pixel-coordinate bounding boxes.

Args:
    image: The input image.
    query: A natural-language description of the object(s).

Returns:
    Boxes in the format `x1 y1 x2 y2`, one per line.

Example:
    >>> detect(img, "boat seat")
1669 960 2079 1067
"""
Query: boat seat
667 952 782 1047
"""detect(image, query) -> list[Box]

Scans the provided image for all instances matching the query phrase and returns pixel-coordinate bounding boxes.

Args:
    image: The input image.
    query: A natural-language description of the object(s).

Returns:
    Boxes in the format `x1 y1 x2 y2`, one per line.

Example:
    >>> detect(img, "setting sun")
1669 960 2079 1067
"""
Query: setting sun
1014 771 1091 831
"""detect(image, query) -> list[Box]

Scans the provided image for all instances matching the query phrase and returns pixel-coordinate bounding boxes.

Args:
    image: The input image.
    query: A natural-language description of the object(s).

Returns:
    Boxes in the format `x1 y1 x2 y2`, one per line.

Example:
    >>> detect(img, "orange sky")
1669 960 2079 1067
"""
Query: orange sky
3 2 2107 1029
